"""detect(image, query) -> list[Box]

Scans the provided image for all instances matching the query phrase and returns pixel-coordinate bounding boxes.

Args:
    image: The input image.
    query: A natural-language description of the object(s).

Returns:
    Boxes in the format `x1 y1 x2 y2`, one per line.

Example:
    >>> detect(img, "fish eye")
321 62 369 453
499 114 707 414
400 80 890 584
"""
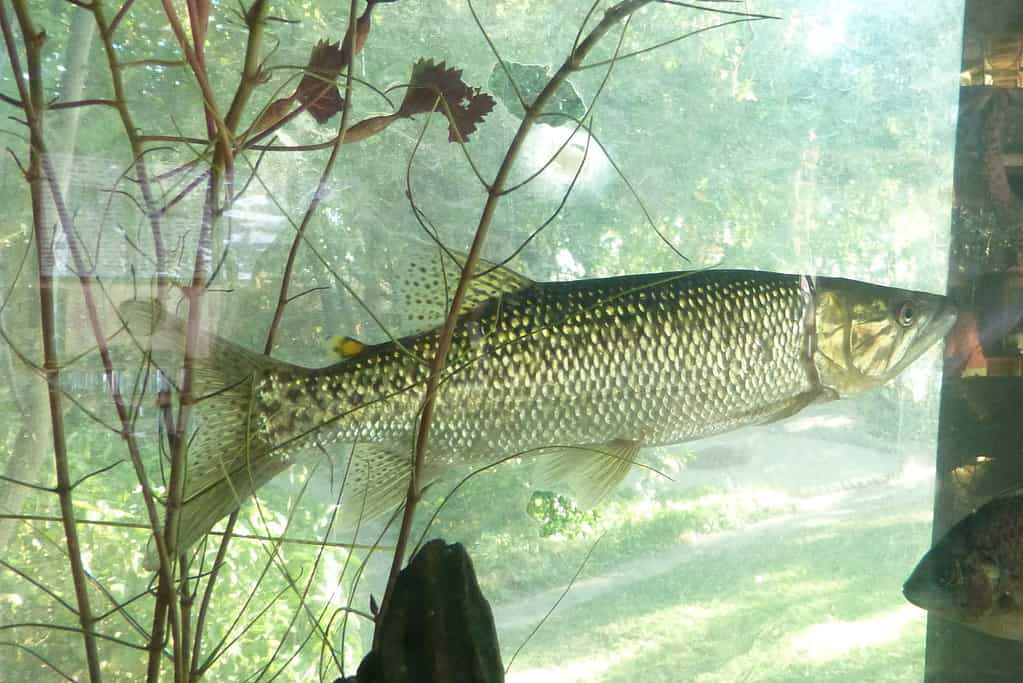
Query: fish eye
895 301 916 328
940 560 962 587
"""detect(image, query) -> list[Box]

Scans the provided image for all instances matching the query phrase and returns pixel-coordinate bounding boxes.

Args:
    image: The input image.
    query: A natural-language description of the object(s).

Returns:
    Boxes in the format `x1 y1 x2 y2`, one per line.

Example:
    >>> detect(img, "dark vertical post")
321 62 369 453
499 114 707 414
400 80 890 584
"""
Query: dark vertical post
926 1 1023 680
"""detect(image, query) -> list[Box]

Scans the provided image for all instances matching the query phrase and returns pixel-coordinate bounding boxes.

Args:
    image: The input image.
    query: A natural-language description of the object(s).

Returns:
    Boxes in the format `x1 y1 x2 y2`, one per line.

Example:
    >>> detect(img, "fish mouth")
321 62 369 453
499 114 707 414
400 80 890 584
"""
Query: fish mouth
902 576 932 610
929 299 960 351
888 298 959 380
903 553 960 615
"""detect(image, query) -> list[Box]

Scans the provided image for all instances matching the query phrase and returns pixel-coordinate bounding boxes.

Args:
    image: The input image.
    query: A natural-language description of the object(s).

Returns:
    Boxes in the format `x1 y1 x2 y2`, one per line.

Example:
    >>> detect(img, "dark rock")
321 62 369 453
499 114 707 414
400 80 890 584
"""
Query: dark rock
356 539 504 683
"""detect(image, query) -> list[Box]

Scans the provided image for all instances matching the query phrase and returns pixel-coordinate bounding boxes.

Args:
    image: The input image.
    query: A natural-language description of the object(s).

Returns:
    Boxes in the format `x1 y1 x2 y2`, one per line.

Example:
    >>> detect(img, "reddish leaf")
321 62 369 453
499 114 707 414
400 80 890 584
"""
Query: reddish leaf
397 59 494 142
295 40 346 123
343 0 399 66
447 87 495 142
397 59 460 118
341 2 373 65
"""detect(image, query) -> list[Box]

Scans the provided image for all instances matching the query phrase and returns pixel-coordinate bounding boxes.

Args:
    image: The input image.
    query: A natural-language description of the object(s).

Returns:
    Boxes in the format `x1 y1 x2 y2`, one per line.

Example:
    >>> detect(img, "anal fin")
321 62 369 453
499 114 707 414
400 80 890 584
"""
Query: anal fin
533 439 642 508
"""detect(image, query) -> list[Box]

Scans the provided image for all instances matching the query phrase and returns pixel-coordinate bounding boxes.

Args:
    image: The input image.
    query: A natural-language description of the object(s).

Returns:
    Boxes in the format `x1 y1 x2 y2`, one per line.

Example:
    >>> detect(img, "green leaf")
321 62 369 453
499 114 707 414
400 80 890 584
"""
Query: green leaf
487 61 585 124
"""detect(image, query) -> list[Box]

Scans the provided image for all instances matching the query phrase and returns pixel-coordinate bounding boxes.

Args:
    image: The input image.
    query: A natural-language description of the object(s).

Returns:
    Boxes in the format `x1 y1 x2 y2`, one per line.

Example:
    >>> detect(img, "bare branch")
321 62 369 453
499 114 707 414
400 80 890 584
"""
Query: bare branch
0 2 103 677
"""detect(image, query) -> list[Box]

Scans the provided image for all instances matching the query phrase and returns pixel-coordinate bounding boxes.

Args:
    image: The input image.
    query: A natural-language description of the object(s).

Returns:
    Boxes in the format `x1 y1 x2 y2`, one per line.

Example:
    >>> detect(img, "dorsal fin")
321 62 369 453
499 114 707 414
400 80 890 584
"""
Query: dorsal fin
393 245 534 330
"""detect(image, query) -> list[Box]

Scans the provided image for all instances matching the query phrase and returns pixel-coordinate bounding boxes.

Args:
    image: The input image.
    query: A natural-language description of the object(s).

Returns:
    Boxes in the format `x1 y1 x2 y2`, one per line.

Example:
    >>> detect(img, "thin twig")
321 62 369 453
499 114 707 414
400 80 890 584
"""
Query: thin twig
0 514 385 549
249 3 364 673
195 464 318 676
0 641 76 682
0 558 80 616
579 16 772 70
499 17 629 196
657 0 776 19
120 57 186 68
0 622 148 651
188 512 235 678
185 2 296 665
8 512 155 642
108 0 135 35
254 470 345 680
7 4 193 678
149 0 238 674
505 530 606 672
0 474 54 493
91 0 169 296
266 442 359 681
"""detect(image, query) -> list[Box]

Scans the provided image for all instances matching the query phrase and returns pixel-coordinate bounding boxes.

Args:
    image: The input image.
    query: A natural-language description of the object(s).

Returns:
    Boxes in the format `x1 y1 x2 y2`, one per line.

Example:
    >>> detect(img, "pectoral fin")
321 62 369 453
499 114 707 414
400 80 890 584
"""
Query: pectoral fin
757 390 822 425
534 439 642 508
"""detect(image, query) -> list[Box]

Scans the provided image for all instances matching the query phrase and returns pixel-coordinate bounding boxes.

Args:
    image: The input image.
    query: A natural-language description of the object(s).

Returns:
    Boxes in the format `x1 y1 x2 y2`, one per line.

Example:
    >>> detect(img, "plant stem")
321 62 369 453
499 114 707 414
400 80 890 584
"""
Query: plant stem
188 512 236 680
0 18 185 683
0 2 103 679
185 1 271 673
0 0 95 555
149 0 235 677
375 0 655 635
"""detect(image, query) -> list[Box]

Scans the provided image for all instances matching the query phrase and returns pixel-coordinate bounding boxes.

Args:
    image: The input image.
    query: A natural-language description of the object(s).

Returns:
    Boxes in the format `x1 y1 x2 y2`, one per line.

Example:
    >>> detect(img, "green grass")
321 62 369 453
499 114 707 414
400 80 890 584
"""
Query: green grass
486 488 933 682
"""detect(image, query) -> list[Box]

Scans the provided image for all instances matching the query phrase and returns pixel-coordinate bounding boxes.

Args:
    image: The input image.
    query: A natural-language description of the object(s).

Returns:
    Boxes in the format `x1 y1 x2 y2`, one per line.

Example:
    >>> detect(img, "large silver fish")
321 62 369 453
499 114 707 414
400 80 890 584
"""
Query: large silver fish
125 255 956 558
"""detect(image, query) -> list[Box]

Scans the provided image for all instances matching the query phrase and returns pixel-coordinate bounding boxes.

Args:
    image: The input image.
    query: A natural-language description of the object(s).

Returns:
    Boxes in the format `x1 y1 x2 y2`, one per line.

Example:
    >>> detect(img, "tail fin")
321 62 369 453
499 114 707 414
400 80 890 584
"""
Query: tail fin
121 300 304 568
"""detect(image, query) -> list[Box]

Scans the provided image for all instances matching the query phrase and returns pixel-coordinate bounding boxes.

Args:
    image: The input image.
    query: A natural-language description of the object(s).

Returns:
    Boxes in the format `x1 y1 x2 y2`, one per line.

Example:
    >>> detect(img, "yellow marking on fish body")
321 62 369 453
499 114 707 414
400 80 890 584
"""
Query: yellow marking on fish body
329 335 367 358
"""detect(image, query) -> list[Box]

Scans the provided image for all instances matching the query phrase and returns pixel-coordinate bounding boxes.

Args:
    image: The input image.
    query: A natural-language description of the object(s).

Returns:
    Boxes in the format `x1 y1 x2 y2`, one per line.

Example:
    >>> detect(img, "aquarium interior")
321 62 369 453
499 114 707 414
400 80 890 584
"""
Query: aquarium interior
6 0 1017 680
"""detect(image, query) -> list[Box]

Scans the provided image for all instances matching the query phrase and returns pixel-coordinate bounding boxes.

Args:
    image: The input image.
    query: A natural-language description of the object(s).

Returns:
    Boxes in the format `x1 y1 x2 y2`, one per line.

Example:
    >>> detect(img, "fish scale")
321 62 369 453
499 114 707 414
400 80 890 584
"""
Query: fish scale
121 261 956 564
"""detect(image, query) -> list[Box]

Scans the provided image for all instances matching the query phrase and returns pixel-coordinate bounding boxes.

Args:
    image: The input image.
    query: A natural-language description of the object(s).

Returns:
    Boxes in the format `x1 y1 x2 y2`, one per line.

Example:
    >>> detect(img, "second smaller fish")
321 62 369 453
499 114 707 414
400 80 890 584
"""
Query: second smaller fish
903 489 1023 640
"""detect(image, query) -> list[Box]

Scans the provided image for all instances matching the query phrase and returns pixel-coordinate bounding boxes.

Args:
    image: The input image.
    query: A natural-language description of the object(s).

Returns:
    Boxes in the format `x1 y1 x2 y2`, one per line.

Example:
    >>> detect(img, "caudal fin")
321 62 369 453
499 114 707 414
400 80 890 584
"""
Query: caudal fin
121 300 302 568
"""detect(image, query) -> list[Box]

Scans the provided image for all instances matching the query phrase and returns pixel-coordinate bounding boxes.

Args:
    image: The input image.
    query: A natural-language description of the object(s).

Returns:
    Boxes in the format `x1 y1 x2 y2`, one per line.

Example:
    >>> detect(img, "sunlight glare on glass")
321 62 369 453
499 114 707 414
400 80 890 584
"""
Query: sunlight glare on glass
785 606 922 663
804 10 848 57
781 414 854 433
519 123 611 198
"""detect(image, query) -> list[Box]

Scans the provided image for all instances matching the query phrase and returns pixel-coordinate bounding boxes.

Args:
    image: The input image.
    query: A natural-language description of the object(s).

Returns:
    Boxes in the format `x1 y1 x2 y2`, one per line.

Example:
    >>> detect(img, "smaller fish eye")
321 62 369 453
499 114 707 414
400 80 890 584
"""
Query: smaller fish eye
895 301 916 327
942 560 963 586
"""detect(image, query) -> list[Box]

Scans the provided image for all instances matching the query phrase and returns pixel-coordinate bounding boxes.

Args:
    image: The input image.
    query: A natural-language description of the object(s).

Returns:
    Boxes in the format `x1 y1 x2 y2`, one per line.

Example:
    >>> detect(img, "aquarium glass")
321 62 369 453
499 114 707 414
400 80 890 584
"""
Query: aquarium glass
0 1 965 681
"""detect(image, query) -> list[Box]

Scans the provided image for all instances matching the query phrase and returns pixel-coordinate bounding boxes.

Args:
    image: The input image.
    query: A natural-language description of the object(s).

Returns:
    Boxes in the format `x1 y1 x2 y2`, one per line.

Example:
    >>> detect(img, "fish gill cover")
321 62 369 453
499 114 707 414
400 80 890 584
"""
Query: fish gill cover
0 1 963 682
